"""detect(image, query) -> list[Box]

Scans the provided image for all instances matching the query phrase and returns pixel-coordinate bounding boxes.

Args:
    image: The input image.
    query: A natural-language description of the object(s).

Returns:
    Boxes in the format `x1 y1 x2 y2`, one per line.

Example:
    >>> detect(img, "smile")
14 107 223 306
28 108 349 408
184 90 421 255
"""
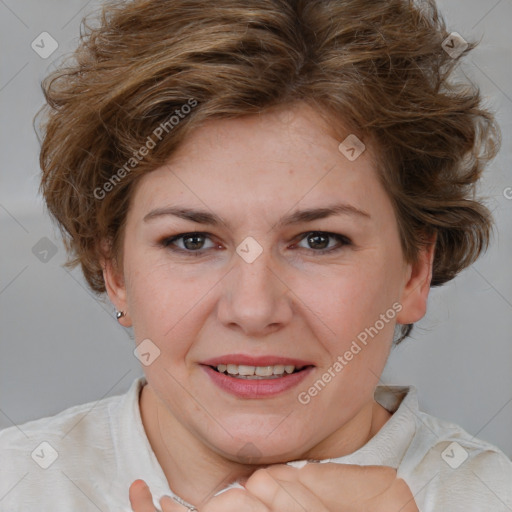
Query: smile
201 363 314 399
212 364 306 379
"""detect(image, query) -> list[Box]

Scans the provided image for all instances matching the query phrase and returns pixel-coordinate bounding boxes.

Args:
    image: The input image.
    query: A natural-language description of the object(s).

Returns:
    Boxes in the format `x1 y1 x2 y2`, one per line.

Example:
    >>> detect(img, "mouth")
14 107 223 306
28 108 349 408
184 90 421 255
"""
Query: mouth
200 356 315 398
208 364 311 379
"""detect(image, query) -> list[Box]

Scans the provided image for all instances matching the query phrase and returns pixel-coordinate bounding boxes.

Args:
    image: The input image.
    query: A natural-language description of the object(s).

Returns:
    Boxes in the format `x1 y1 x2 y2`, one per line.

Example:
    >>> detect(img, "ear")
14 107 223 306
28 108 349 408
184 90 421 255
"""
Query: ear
100 239 132 327
395 233 437 325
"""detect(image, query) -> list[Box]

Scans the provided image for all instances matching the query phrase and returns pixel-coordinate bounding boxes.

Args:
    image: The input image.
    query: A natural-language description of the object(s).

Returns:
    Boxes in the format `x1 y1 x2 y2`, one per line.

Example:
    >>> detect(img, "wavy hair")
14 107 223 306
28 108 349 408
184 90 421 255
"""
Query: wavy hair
36 0 501 343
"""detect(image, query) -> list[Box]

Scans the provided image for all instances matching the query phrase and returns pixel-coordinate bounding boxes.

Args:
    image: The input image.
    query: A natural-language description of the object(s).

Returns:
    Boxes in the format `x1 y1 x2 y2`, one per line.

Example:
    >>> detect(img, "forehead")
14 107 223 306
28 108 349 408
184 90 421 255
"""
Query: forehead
128 103 391 226
170 102 363 165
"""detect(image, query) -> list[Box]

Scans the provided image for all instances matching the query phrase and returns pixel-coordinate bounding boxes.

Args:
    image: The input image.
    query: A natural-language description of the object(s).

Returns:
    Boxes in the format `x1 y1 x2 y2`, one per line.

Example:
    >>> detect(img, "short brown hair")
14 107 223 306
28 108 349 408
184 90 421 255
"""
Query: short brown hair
37 0 501 343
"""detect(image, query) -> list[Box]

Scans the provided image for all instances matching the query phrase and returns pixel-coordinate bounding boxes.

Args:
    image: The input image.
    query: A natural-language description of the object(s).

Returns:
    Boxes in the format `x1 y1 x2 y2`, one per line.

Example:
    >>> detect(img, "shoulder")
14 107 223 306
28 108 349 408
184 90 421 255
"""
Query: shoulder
401 409 512 511
0 387 130 511
0 390 121 460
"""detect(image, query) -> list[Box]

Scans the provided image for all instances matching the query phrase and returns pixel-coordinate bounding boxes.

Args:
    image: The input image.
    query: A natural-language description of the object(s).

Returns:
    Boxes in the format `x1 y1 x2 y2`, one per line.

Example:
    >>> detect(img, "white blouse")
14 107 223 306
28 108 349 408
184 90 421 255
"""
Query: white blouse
0 376 511 511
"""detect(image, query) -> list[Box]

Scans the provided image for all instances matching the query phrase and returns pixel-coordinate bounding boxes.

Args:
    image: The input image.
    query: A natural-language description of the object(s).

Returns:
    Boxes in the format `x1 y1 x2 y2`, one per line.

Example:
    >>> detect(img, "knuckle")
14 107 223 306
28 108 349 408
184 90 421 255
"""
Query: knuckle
264 464 297 481
370 477 417 512
296 463 319 483
247 467 275 487
365 465 396 482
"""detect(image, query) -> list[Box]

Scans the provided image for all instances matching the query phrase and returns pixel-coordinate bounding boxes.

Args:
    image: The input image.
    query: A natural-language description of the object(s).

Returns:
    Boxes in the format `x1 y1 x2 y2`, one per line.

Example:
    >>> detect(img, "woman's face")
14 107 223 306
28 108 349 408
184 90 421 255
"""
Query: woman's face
106 102 433 462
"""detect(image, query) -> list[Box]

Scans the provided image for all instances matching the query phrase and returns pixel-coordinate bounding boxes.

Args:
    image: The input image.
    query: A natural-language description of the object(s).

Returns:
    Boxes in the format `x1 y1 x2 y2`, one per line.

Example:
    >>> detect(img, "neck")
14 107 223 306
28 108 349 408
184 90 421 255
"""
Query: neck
139 383 391 508
140 384 258 505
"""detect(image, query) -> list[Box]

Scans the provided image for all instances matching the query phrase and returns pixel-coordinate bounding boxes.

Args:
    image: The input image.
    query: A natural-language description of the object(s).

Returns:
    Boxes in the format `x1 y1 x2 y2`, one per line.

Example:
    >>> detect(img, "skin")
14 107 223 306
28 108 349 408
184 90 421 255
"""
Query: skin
103 101 434 510
129 464 420 511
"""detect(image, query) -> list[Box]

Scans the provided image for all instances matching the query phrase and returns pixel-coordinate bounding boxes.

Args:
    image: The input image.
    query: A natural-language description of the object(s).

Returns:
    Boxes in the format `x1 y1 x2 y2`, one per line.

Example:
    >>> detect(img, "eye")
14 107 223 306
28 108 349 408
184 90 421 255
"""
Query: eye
161 232 217 254
294 231 351 254
160 231 352 257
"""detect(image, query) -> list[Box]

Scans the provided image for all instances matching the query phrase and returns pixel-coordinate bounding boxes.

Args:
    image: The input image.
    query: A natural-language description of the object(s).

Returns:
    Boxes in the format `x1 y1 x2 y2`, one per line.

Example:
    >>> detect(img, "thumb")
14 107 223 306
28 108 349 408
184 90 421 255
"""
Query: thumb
129 479 158 512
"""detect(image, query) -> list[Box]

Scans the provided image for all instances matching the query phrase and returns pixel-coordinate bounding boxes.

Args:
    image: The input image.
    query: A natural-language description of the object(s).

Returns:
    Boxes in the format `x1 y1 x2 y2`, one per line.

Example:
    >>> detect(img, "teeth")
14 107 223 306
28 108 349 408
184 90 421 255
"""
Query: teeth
273 365 285 375
238 365 255 376
255 366 274 377
215 364 301 377
227 364 238 375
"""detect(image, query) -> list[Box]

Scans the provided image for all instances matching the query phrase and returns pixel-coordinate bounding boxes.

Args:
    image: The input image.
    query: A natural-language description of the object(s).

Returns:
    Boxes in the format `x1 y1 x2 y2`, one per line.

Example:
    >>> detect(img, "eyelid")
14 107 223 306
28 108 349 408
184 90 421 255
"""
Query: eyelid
292 232 352 253
161 232 218 252
160 231 352 255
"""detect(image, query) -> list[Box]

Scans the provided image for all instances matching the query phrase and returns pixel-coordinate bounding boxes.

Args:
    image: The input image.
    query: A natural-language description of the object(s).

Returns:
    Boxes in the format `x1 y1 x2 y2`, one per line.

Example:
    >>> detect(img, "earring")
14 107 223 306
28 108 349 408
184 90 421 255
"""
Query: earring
116 310 125 320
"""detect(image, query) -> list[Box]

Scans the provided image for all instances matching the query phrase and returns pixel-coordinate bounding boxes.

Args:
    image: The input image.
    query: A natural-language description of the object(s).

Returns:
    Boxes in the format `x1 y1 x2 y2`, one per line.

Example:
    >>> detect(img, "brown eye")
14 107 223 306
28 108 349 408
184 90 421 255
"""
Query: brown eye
295 231 351 253
181 234 206 250
161 232 216 254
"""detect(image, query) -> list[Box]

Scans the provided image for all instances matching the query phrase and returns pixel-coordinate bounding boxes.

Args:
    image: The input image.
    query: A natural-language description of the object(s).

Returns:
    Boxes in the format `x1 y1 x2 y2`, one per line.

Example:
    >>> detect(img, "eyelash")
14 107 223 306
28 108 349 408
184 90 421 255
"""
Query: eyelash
160 231 352 256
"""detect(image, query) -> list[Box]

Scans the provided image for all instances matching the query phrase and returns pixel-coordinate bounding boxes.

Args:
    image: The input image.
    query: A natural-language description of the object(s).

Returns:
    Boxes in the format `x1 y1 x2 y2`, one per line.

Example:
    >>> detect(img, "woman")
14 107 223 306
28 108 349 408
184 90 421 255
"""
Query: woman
1 0 511 510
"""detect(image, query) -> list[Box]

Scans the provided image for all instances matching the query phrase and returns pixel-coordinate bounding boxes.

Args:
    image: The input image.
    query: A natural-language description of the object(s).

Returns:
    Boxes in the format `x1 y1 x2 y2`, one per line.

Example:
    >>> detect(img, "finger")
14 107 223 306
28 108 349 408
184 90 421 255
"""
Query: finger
392 478 419 512
263 463 396 509
129 480 158 512
245 468 330 512
199 488 270 512
366 477 419 512
300 463 396 507
304 463 394 497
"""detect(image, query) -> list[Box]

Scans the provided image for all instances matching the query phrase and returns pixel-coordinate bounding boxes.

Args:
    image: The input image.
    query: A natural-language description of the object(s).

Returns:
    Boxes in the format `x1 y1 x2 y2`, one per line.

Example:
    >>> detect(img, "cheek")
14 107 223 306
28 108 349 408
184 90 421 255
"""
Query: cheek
294 257 401 342
125 254 208 344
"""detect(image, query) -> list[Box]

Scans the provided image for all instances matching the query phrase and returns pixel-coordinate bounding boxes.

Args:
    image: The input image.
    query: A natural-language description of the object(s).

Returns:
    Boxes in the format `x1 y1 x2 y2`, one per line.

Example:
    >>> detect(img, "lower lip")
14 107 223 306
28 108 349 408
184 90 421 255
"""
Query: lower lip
201 365 314 399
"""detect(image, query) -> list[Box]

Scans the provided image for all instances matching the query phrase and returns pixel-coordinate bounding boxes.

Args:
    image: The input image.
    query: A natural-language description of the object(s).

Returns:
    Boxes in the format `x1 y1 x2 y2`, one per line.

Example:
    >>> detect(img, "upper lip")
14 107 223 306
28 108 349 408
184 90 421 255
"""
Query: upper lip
201 354 315 367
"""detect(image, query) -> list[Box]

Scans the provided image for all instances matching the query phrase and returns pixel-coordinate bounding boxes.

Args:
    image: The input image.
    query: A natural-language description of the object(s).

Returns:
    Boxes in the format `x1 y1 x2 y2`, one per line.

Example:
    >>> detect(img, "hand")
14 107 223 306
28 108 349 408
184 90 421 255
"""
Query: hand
244 463 419 512
129 463 419 511
129 476 330 512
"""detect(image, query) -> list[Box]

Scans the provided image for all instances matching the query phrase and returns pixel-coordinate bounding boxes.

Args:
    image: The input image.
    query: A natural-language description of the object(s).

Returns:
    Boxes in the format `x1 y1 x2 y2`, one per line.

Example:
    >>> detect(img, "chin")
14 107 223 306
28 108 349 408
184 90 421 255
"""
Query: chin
210 434 309 466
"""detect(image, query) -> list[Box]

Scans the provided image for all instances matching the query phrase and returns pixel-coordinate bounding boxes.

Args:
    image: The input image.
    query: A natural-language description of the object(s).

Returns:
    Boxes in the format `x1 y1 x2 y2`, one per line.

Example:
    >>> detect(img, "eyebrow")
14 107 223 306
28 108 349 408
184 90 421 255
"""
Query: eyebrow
143 203 371 229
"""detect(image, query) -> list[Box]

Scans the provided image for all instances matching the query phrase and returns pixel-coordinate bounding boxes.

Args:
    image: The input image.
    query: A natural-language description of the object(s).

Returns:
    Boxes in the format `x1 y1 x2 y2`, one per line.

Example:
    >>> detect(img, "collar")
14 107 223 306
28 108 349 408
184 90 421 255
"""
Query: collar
109 376 417 506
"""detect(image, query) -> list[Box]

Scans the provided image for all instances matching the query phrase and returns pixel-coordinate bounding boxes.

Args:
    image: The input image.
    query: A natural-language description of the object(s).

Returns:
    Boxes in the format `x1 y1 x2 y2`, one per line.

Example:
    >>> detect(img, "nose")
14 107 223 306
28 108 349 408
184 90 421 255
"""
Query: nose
217 247 293 337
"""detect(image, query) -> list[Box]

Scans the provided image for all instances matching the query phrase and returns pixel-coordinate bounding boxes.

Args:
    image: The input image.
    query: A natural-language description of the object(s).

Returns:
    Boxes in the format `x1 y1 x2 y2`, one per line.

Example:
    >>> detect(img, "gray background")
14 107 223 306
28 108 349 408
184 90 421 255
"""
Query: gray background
1 0 511 459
